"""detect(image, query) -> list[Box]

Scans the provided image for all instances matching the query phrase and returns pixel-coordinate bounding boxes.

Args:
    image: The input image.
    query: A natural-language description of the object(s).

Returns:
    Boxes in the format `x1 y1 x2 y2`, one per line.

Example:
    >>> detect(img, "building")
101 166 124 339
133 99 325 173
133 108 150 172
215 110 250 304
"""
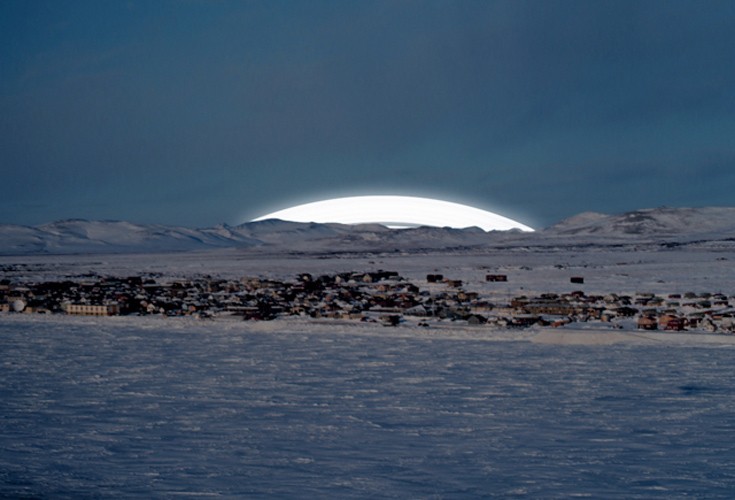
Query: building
66 303 120 316
637 315 658 330
662 316 686 331
523 300 575 316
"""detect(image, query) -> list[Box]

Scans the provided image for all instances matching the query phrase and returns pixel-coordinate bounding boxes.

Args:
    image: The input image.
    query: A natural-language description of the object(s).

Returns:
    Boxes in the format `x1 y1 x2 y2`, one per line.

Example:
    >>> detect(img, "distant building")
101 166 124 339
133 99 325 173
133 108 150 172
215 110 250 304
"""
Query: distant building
662 316 686 331
486 274 508 282
637 315 658 330
523 300 575 316
66 304 120 316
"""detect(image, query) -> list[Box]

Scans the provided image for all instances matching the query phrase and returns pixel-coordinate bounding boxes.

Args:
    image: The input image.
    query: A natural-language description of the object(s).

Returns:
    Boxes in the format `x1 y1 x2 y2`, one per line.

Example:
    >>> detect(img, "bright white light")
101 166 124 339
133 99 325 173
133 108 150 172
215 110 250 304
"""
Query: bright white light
252 195 534 232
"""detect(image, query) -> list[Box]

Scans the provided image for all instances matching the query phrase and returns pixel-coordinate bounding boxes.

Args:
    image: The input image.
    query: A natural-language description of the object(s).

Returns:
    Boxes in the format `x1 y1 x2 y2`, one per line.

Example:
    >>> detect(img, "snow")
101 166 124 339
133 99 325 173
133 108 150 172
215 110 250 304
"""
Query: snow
3 315 735 497
5 206 735 256
3 235 735 298
546 206 735 238
4 207 735 496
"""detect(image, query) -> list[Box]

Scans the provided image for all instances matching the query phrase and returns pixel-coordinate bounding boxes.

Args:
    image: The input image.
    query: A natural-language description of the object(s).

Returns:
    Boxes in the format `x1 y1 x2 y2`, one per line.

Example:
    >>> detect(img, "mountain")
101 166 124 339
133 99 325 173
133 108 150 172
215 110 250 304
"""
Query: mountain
0 219 260 255
2 207 735 255
545 207 735 238
0 218 502 255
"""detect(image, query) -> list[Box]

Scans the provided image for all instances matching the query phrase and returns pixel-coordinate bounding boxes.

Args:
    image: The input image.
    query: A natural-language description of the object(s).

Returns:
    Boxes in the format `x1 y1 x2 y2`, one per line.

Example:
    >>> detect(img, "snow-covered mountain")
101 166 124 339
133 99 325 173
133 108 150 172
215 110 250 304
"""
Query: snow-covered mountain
0 220 259 255
545 207 735 238
0 218 499 255
2 207 734 255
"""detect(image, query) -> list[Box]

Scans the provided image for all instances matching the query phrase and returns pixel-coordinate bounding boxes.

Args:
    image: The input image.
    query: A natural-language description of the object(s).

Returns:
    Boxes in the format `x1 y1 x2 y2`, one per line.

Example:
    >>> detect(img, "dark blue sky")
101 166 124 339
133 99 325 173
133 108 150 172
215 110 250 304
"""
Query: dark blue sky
2 0 734 229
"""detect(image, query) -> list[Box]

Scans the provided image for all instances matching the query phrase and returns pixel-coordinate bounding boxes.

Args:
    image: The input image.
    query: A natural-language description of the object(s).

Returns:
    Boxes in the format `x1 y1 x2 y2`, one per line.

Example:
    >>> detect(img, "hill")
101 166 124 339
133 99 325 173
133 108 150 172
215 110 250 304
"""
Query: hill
545 207 735 238
2 207 734 255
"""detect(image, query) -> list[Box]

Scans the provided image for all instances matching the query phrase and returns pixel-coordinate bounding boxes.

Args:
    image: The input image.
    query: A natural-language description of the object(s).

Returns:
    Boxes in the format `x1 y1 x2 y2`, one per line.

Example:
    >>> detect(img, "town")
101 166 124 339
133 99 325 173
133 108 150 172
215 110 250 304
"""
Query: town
1 270 734 334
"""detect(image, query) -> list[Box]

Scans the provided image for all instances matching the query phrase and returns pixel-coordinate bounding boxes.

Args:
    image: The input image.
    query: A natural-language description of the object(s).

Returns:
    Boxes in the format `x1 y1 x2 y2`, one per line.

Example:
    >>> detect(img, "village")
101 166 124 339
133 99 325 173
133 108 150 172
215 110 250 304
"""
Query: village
1 270 735 334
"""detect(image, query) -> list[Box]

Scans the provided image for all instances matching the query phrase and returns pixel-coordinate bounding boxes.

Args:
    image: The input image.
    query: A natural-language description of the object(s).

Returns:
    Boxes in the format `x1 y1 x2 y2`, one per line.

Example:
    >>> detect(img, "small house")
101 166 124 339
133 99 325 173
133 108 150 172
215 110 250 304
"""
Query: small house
663 317 686 331
637 315 658 330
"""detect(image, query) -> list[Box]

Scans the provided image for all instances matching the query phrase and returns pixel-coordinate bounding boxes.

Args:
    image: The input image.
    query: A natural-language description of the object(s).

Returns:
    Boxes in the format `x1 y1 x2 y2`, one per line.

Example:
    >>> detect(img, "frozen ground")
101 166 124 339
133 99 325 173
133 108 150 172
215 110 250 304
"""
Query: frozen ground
3 239 735 297
4 238 735 497
2 315 735 498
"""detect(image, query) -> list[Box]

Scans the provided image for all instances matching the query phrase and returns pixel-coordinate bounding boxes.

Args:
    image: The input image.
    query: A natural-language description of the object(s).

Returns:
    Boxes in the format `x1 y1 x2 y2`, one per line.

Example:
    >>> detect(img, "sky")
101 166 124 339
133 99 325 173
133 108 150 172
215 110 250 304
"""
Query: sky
1 0 734 229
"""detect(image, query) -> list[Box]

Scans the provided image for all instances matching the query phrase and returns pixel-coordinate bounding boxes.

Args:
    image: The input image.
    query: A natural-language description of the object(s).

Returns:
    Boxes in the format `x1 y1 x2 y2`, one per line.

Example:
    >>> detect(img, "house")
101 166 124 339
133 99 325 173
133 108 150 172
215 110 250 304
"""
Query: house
637 315 658 330
486 274 508 282
456 291 478 302
662 316 686 331
635 293 656 306
551 317 572 328
600 310 617 322
581 306 605 320
510 314 541 328
614 306 638 317
510 297 529 309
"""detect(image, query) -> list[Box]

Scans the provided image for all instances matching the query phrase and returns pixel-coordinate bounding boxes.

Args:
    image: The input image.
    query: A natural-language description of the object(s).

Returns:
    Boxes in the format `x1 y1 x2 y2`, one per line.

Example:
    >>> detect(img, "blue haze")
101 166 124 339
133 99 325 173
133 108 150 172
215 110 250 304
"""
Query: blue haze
2 320 735 497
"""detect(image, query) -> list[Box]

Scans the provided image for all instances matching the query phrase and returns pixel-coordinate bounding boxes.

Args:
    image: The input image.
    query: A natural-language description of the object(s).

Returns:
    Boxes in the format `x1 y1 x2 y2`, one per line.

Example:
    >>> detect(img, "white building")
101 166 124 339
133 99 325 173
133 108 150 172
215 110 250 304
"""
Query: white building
66 304 120 316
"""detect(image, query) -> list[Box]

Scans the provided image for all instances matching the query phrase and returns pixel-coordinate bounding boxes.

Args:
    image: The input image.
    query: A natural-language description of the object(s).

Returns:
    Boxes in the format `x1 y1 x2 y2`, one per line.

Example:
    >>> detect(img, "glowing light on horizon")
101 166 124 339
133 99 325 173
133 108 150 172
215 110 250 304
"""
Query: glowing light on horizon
252 196 534 232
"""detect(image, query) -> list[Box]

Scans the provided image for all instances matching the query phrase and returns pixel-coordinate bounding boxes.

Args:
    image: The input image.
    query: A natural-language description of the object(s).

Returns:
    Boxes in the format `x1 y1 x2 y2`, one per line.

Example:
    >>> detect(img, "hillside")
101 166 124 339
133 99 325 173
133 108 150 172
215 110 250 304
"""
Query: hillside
2 207 734 255
544 207 735 238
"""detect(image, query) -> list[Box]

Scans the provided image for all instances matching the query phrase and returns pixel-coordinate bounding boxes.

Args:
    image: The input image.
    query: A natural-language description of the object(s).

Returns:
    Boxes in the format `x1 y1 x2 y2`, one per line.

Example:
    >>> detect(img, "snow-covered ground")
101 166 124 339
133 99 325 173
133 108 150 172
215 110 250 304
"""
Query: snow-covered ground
4 238 735 297
2 314 735 497
4 208 735 497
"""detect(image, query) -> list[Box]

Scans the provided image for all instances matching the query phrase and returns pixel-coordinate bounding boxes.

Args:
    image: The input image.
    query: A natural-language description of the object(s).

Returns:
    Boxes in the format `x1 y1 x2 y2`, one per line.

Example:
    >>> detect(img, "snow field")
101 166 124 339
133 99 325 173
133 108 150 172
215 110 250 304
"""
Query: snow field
3 317 735 497
4 234 735 496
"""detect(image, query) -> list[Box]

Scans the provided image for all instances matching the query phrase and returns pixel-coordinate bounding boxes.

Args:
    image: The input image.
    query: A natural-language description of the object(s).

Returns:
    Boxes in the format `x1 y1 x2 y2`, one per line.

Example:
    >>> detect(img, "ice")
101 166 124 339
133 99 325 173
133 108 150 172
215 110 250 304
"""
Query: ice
3 317 735 497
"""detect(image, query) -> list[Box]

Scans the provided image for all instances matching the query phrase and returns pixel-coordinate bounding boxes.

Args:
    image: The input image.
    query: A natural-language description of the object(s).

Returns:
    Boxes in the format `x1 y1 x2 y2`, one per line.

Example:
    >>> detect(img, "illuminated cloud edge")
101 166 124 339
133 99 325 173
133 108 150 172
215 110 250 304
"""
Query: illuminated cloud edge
252 196 534 232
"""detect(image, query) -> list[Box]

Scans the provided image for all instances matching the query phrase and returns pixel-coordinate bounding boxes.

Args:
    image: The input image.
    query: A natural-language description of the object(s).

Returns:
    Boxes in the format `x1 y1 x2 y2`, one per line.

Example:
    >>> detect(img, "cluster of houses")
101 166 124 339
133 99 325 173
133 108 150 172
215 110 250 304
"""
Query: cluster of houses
1 271 734 333
506 290 735 332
